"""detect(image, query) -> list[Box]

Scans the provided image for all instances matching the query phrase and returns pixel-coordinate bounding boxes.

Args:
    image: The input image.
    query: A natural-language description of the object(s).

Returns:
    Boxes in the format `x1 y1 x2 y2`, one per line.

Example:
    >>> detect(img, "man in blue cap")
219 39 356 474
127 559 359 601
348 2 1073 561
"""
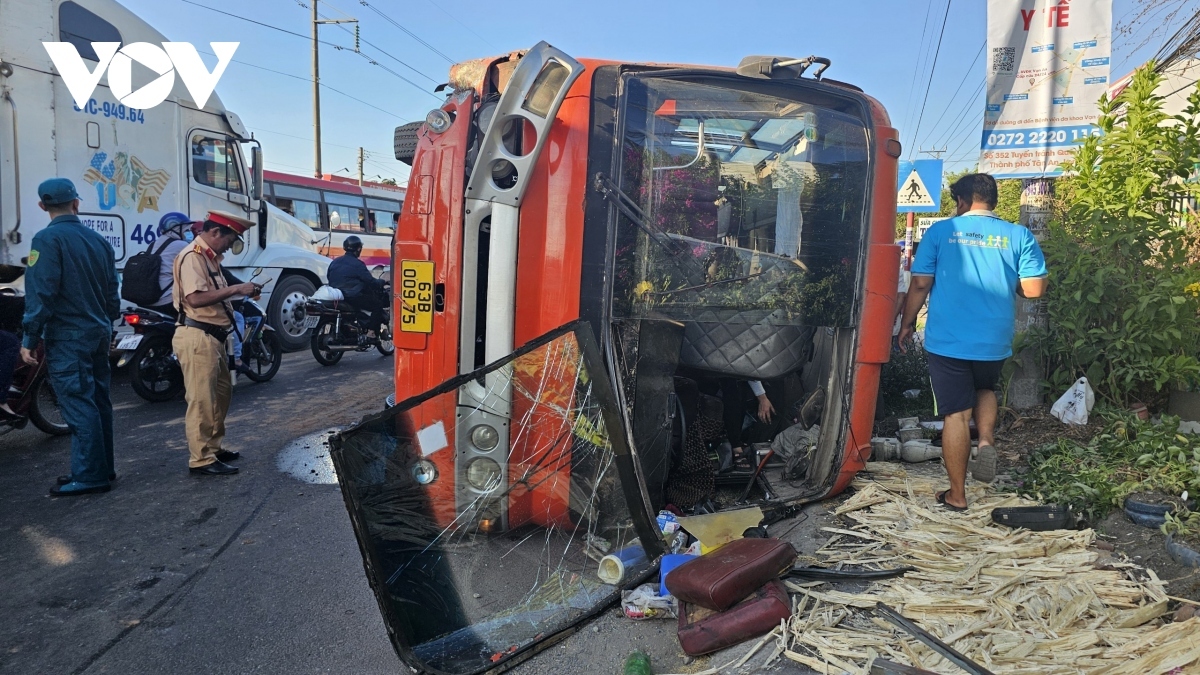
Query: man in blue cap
21 178 121 496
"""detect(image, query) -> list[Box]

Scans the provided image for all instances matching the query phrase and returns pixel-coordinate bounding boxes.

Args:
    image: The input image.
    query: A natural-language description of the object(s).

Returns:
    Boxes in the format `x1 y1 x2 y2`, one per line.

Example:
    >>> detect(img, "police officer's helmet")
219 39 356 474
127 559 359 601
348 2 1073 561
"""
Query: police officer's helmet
344 235 363 257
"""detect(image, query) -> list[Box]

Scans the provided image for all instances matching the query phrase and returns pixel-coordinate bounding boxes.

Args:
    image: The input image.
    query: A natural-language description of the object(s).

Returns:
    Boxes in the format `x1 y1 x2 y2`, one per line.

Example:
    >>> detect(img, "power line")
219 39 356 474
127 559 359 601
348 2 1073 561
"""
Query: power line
901 0 938 137
915 41 984 149
422 0 500 51
356 0 455 64
908 0 954 159
928 82 985 161
177 0 440 100
179 0 339 46
929 79 985 151
316 2 442 84
204 51 410 121
249 126 393 155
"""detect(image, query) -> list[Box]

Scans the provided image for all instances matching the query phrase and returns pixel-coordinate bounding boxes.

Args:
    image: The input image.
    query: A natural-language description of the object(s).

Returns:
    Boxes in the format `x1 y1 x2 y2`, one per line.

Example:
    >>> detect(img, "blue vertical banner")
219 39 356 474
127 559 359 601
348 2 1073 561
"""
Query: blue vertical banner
896 159 943 213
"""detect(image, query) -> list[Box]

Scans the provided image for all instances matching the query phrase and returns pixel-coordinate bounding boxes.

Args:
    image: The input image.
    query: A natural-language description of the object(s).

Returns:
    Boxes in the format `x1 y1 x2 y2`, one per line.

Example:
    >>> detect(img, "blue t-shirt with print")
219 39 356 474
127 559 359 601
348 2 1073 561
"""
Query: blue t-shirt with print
911 212 1047 360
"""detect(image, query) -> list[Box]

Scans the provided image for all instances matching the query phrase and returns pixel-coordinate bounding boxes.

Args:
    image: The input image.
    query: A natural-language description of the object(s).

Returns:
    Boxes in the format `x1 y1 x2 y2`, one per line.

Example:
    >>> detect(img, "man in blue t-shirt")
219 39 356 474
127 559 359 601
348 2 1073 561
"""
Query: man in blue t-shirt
898 173 1047 511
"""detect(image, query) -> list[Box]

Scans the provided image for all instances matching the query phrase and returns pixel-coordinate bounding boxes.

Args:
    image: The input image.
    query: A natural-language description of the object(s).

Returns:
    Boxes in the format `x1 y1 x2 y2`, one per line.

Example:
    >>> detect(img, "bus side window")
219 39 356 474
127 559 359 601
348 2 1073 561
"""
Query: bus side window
365 198 401 235
191 135 243 193
272 185 324 230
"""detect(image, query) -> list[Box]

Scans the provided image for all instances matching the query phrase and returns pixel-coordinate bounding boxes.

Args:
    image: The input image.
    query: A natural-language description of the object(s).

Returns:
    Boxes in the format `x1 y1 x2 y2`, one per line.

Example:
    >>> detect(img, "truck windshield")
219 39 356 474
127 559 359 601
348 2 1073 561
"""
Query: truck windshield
614 76 871 328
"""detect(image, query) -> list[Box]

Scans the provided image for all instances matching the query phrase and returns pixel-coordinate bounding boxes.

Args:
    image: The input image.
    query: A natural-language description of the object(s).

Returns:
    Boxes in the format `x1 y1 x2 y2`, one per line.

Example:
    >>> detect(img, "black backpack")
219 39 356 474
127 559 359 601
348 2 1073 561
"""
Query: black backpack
120 237 175 306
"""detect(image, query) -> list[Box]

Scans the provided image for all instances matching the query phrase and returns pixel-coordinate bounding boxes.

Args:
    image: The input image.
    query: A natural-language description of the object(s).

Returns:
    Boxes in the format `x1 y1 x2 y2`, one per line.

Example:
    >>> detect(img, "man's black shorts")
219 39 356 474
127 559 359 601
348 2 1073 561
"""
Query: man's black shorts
926 352 1005 416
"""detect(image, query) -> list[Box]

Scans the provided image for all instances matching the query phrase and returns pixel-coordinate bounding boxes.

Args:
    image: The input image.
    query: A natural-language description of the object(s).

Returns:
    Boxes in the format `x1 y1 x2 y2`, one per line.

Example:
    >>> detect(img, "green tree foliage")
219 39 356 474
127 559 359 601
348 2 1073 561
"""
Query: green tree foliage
1032 64 1200 406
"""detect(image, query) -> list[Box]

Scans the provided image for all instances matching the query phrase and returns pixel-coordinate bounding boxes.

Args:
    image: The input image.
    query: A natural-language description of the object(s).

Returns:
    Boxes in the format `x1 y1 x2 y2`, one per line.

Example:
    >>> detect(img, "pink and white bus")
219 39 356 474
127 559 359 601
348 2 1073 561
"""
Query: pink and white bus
263 170 403 268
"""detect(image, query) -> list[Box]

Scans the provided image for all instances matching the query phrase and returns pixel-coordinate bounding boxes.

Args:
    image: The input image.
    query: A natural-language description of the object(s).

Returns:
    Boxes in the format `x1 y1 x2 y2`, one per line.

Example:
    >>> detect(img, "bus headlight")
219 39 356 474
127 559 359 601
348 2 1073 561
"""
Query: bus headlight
465 458 502 491
470 424 499 452
426 109 453 134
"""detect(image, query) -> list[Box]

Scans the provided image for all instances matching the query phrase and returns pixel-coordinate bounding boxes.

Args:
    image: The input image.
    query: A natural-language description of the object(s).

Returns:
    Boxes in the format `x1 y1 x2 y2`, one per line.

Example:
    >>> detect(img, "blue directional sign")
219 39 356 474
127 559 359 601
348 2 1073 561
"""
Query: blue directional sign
896 159 942 213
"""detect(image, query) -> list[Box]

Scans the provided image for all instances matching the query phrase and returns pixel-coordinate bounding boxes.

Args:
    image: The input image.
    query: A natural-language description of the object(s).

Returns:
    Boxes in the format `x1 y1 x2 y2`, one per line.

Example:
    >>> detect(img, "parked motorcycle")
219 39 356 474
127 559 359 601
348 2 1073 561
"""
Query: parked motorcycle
305 284 394 366
121 307 183 402
123 268 282 402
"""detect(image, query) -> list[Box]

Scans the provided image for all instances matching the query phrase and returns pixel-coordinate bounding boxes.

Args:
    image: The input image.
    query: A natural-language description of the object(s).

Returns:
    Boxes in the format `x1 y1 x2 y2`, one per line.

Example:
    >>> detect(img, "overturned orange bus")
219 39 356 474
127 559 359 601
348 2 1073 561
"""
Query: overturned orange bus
330 43 901 674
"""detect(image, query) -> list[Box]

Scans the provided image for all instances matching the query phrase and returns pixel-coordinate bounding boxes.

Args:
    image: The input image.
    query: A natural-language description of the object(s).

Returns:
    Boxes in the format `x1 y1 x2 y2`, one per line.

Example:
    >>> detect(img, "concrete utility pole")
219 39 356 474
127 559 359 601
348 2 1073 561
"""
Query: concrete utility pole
357 147 364 186
311 1 357 178
1008 178 1054 408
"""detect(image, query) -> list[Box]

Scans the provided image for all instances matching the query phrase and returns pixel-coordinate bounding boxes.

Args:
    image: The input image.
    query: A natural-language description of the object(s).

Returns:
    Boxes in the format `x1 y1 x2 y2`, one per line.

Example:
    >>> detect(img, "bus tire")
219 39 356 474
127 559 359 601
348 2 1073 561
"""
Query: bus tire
268 275 317 352
394 122 423 165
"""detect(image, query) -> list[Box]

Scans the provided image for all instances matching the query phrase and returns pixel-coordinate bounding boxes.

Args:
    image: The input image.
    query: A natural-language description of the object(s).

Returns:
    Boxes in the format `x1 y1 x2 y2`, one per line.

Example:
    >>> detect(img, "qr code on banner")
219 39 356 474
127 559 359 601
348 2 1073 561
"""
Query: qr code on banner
992 47 1016 74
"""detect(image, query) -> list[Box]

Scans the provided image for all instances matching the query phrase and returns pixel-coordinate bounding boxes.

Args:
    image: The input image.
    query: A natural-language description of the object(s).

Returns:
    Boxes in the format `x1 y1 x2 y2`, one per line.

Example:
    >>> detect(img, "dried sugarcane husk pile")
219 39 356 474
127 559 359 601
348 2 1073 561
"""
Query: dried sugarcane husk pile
766 462 1200 675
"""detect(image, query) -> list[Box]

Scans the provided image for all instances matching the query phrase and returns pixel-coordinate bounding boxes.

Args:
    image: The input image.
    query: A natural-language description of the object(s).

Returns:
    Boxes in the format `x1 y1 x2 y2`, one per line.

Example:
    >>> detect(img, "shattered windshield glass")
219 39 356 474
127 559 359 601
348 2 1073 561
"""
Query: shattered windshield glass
330 323 661 674
613 76 872 328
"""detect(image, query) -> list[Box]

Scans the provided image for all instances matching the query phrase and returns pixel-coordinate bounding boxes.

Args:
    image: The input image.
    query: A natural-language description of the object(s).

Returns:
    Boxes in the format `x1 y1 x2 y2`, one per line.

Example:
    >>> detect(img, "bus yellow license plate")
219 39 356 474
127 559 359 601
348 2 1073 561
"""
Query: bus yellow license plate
399 260 434 334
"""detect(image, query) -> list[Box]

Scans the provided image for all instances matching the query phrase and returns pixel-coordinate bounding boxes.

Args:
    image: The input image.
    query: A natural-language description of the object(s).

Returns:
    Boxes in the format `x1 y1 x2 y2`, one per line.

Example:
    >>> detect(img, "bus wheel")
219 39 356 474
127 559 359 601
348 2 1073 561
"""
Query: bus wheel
268 275 317 352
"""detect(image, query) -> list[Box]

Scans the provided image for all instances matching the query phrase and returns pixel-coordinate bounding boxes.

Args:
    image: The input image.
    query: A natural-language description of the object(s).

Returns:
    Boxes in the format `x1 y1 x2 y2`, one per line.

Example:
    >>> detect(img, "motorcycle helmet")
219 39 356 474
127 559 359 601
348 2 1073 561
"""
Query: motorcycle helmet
343 235 363 257
158 211 191 236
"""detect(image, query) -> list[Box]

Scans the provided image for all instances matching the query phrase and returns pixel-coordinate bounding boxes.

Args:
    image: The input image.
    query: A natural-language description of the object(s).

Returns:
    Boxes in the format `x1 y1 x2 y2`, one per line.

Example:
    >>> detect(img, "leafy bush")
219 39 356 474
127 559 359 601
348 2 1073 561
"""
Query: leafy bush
1032 64 1200 407
1020 414 1200 523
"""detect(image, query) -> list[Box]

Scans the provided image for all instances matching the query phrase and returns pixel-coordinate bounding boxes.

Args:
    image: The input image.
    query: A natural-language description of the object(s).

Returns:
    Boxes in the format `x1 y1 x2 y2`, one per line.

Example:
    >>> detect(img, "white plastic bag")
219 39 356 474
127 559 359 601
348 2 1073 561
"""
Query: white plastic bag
1051 377 1095 426
620 583 677 620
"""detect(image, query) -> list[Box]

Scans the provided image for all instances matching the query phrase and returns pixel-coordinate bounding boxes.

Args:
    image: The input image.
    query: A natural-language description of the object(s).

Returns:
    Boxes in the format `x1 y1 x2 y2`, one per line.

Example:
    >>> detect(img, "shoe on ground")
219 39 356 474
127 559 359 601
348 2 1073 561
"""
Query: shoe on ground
215 449 240 462
968 444 998 483
57 473 117 485
49 481 111 496
189 460 239 476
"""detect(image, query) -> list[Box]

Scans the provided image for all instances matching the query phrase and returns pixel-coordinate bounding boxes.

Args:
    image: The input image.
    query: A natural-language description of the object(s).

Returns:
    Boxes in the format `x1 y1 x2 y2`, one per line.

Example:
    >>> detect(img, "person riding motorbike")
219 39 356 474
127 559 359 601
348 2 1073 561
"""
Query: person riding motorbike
327 236 388 336
144 212 195 319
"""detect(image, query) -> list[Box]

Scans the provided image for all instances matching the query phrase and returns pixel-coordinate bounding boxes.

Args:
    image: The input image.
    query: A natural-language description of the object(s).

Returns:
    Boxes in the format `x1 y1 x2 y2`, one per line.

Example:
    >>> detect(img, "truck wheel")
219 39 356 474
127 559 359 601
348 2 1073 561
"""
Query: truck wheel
268 275 317 352
394 122 423 165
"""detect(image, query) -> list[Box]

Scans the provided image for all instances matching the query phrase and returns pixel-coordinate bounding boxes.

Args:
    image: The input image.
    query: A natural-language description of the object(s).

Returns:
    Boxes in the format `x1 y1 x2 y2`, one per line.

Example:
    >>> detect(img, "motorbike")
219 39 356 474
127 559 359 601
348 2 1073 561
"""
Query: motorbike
122 268 283 402
305 275 395 366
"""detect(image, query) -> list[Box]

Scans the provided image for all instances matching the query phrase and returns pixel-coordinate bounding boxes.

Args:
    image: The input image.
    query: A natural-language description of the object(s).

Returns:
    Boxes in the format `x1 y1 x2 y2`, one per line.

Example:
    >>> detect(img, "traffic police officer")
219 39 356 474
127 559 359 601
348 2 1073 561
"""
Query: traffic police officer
22 178 121 496
173 211 260 475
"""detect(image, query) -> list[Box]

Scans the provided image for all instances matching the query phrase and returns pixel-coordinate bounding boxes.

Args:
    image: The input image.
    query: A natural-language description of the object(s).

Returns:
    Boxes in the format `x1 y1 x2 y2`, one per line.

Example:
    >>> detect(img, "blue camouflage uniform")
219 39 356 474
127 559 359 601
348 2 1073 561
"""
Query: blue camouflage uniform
23 213 121 487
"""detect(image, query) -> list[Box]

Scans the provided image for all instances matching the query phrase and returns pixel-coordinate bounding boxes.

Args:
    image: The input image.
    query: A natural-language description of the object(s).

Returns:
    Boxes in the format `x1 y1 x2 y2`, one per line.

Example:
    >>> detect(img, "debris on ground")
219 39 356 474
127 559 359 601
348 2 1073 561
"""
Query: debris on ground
726 463 1200 674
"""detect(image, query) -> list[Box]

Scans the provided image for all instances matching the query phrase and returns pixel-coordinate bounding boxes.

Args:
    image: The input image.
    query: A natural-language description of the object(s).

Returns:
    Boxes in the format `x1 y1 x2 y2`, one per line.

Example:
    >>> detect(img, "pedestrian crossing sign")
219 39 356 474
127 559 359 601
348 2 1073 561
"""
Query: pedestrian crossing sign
896 159 942 213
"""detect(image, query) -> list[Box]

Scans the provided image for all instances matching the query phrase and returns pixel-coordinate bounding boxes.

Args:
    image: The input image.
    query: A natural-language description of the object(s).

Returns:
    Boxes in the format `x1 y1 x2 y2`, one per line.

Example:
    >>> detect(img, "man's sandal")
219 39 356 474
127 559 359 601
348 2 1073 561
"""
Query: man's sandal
936 490 968 512
968 444 998 483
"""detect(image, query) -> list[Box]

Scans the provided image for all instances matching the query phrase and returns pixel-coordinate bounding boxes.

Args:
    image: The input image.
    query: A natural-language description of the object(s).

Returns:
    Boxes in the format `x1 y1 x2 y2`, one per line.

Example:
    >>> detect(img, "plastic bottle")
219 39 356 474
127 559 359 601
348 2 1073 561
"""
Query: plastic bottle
624 650 653 675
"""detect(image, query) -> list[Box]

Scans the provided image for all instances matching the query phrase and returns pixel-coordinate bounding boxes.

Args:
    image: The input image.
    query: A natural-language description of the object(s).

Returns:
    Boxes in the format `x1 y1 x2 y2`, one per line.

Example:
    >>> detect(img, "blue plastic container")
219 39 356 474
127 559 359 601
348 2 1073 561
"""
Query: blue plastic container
659 553 697 597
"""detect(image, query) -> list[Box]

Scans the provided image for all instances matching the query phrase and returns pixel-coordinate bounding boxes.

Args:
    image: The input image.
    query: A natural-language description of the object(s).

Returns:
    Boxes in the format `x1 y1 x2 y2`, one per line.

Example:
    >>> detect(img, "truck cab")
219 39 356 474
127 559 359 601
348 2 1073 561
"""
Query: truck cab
331 44 901 674
0 0 328 349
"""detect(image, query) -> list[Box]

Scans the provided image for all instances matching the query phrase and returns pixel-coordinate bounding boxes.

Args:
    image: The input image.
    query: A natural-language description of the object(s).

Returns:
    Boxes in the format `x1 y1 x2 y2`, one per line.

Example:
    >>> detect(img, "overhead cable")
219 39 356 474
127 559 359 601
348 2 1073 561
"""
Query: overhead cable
908 0 954 159
916 41 985 150
357 0 455 63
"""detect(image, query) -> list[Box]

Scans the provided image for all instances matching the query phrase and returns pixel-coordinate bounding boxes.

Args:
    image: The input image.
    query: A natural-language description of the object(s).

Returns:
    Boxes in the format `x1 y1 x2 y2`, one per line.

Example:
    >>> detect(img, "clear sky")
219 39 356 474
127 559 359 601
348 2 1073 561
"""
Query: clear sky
119 0 1177 185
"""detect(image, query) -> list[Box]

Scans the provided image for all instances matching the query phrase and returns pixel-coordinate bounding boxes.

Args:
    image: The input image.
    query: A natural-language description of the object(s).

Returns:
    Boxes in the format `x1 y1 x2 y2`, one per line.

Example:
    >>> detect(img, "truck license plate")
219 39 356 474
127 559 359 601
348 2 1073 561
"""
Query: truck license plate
399 260 434 334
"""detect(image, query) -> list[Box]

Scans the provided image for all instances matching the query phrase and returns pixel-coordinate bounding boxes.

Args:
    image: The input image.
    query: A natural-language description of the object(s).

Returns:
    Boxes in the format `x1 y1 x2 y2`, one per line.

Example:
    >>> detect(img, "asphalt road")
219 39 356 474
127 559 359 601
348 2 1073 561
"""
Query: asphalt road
0 346 828 675
0 348 399 675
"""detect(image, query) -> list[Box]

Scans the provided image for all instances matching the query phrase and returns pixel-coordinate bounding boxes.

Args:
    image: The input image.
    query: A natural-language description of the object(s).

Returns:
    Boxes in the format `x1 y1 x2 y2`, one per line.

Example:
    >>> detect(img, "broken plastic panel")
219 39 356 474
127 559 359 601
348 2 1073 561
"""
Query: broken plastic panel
330 322 662 675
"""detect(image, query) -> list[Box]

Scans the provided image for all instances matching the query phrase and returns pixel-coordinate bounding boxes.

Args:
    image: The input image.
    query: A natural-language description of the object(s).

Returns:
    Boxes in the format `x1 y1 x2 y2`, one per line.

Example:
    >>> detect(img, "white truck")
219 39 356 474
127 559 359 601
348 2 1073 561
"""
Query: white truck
0 0 329 350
